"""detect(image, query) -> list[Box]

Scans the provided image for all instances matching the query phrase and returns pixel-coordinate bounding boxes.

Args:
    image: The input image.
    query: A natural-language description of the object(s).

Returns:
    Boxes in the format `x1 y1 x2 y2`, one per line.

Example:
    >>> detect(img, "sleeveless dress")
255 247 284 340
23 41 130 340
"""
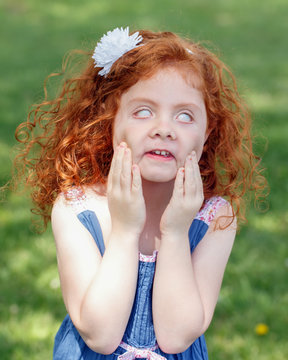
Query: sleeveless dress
53 188 227 360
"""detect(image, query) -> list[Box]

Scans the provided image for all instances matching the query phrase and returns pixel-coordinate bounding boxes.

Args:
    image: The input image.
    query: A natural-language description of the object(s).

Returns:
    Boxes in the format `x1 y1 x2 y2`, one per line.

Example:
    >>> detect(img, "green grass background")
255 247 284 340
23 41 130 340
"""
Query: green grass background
0 0 287 359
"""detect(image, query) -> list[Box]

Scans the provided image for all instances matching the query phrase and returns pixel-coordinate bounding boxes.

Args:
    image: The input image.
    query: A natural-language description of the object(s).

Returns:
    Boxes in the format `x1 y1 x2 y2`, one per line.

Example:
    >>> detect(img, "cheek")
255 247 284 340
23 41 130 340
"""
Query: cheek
113 133 125 148
112 122 127 148
112 126 136 153
182 132 206 161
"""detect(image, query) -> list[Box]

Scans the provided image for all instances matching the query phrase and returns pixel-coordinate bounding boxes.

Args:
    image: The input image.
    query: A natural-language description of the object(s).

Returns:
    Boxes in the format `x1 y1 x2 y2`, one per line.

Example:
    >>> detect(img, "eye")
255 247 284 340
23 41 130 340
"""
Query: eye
177 112 194 123
134 108 152 119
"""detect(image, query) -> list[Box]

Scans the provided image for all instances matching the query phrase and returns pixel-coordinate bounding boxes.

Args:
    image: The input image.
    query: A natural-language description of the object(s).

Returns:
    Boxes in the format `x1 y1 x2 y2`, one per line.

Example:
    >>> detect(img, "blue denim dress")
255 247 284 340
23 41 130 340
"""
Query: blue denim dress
53 190 226 360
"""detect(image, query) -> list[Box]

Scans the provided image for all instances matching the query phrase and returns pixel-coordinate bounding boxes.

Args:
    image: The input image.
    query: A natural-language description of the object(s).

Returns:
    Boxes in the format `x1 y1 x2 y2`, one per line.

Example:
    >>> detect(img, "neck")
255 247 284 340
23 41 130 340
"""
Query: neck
139 178 175 254
142 178 174 216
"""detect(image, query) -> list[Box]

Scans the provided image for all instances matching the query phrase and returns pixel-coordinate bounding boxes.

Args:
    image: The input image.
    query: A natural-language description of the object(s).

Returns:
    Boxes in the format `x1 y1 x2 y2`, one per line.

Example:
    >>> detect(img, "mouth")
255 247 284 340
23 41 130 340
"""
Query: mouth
145 149 175 160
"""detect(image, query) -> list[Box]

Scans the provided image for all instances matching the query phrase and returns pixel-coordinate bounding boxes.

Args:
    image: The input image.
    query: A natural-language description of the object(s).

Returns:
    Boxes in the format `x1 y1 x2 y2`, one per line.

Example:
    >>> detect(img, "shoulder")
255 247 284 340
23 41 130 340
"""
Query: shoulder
196 196 236 232
52 185 110 240
196 197 229 224
52 185 107 214
192 197 236 263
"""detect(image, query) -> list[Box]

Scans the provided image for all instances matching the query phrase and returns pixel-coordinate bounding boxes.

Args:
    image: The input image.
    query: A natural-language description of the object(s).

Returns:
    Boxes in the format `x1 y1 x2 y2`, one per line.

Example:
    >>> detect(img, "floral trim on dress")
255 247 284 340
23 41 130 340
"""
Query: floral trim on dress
64 187 88 214
139 250 158 263
195 196 228 226
118 341 166 360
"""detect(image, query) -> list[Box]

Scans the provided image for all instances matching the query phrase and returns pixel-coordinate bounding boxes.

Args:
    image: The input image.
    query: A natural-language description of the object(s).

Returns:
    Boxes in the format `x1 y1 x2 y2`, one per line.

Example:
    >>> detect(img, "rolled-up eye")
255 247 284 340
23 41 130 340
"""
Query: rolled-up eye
177 112 193 123
134 109 152 118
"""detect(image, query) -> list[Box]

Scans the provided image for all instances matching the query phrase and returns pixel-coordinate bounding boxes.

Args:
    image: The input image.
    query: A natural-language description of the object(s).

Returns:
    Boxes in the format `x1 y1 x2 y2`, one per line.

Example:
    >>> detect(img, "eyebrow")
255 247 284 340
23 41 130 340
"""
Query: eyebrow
127 98 157 107
127 97 204 113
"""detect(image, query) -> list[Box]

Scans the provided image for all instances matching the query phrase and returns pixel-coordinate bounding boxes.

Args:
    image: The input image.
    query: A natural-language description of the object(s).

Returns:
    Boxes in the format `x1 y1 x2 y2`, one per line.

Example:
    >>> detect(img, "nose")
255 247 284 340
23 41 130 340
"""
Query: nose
149 118 176 140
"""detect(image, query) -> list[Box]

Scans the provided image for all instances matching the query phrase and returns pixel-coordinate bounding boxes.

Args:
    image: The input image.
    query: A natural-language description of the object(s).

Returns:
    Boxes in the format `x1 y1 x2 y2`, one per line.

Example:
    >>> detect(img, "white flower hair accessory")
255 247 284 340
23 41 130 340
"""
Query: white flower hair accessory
92 27 143 77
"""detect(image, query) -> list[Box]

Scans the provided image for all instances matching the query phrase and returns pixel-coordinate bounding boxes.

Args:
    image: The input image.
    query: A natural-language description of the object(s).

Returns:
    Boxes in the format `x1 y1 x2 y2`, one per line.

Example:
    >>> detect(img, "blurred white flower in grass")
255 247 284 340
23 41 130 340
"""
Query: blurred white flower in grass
50 277 60 289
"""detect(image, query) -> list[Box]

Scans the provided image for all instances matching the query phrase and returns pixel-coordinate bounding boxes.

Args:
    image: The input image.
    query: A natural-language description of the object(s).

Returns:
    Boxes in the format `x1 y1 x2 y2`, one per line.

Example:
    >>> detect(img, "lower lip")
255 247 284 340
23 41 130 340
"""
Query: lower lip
145 153 174 162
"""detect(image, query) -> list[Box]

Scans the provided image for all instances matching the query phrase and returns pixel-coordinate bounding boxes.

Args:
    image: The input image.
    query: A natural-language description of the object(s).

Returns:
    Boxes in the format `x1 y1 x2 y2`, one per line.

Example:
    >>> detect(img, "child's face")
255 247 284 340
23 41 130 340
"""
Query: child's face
113 66 208 183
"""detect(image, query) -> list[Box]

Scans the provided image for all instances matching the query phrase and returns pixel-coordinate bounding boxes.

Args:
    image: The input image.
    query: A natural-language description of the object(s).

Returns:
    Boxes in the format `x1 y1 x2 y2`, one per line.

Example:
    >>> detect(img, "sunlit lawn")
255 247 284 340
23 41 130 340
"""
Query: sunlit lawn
0 0 287 359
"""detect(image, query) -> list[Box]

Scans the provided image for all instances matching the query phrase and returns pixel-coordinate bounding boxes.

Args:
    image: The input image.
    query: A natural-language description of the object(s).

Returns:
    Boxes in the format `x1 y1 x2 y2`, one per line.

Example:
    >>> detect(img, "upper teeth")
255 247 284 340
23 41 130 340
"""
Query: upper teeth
153 150 170 156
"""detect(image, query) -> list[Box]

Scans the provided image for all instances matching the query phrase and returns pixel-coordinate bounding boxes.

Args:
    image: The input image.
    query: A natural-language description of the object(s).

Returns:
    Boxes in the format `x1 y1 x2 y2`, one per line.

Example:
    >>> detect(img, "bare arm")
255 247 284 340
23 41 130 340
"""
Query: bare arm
152 152 236 354
52 144 145 354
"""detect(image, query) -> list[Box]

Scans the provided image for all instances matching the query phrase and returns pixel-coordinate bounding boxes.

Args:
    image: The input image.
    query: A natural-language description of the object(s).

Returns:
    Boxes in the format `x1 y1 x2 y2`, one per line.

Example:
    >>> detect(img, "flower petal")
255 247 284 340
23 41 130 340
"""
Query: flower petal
92 27 143 77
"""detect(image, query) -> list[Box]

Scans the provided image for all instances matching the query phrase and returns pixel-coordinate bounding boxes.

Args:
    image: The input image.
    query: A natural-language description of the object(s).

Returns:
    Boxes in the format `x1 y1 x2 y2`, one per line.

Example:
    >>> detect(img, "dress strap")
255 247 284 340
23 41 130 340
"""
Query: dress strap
64 187 106 256
77 211 106 256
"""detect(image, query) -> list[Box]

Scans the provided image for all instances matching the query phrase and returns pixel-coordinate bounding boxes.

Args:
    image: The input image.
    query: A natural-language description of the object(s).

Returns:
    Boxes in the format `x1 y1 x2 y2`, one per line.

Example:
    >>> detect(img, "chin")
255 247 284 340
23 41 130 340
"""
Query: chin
140 171 176 183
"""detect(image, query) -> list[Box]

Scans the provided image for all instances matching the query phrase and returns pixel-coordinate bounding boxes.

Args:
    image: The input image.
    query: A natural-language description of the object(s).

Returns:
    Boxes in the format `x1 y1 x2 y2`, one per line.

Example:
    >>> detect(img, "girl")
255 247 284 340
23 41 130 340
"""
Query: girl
14 27 265 359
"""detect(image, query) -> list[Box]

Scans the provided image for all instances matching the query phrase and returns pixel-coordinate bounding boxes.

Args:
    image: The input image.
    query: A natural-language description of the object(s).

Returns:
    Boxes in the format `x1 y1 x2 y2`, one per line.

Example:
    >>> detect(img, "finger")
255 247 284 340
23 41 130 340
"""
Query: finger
191 151 203 195
108 143 126 192
107 148 116 193
172 167 185 199
113 143 126 182
131 164 143 195
121 147 132 195
184 153 195 197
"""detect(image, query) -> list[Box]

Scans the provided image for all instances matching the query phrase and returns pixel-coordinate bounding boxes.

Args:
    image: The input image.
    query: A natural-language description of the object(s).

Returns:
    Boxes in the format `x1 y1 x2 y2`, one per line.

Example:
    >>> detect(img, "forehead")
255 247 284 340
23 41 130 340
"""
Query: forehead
120 66 205 106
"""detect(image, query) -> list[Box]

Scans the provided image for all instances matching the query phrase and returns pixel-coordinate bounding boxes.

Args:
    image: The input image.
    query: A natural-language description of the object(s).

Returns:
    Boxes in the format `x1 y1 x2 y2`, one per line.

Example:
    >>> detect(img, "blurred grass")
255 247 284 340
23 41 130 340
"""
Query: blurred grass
0 0 287 359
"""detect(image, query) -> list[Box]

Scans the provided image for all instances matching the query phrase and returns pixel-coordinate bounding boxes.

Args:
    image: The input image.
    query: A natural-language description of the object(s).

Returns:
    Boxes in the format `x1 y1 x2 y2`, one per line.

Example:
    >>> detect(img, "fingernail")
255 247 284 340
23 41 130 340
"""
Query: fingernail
125 149 129 155
119 142 127 148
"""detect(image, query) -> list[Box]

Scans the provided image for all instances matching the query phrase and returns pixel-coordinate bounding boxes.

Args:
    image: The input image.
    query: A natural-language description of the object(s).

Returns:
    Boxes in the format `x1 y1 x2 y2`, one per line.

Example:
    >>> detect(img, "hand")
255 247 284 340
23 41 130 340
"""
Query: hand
160 151 204 237
107 142 146 236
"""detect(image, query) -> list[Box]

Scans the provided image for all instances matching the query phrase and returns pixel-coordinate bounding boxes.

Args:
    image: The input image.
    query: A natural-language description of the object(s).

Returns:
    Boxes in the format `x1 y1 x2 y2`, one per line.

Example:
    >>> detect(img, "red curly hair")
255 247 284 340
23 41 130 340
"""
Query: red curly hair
13 29 266 228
